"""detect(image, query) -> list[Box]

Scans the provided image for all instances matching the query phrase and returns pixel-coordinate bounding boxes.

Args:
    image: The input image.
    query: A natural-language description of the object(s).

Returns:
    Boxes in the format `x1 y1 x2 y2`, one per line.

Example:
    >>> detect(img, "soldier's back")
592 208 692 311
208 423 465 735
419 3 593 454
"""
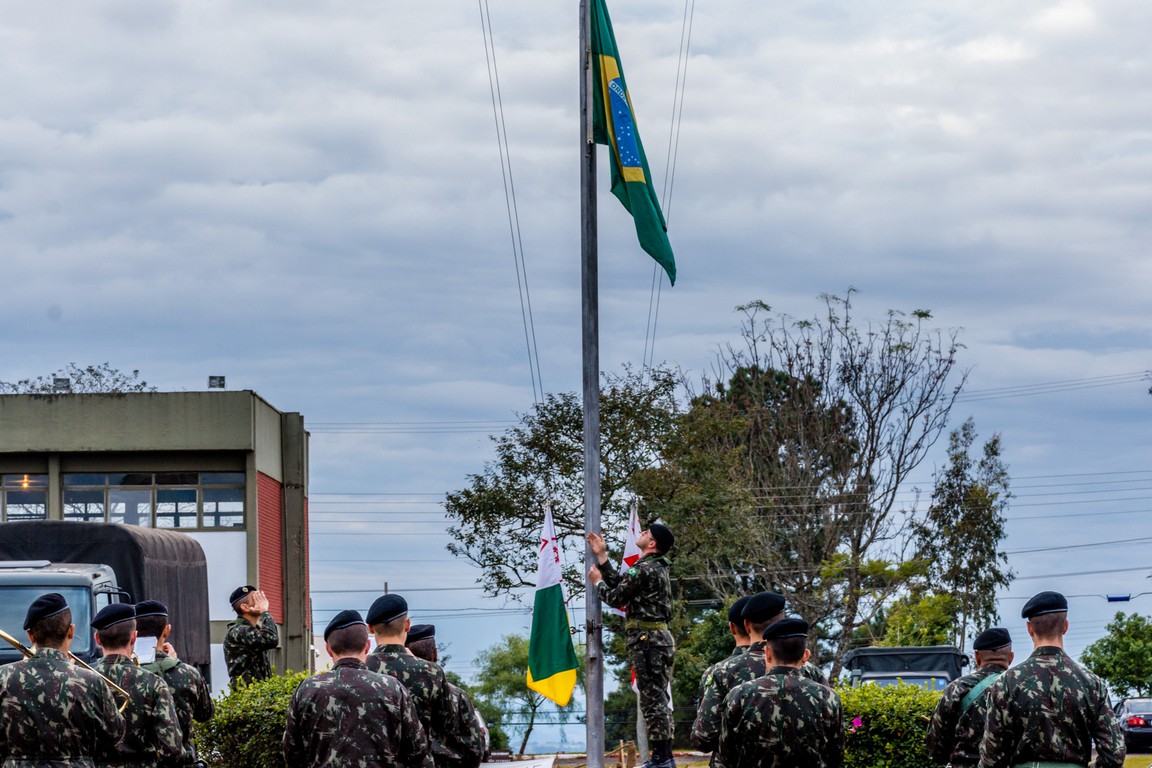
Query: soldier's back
367 646 448 735
691 642 768 753
284 659 433 768
0 649 125 767
980 646 1123 768
718 667 844 768
93 655 181 768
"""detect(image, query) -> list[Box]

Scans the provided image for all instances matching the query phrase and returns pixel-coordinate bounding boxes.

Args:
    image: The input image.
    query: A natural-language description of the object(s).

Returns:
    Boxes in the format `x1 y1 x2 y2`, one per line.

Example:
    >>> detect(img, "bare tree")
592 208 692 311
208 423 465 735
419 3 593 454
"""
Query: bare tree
0 363 156 394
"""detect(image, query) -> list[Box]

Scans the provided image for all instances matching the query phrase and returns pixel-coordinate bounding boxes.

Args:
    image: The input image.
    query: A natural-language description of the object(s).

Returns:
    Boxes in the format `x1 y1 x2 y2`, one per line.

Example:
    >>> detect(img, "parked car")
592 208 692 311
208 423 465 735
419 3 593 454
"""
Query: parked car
1115 698 1152 753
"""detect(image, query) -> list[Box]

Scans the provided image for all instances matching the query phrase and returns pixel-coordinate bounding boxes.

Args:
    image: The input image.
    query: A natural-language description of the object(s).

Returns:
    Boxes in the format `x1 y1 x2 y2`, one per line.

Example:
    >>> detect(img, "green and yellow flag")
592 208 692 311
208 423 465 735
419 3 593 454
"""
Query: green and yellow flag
590 0 677 285
526 505 579 706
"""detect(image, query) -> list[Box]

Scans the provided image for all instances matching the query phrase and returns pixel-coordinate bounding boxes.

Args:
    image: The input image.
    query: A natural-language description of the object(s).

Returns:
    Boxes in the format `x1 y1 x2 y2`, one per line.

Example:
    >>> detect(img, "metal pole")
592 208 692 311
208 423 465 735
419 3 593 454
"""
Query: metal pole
580 0 604 766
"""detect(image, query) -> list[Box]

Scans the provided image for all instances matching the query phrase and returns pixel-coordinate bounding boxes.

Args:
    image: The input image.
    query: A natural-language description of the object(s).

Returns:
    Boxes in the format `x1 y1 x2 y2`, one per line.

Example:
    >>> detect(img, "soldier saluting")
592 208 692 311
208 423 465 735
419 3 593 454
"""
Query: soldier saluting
978 590 1124 768
588 522 676 768
925 627 1013 768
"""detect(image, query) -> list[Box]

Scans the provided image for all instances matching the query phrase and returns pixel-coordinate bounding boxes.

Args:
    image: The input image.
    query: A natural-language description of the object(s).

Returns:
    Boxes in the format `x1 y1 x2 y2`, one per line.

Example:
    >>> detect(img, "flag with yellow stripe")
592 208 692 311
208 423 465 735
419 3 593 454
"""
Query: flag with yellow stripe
590 0 677 285
526 505 579 706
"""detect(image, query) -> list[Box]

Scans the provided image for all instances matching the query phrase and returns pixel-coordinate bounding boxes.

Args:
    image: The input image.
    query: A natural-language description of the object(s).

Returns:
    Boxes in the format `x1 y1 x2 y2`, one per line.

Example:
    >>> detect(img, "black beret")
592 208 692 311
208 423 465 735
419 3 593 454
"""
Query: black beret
762 617 808 641
742 592 787 624
649 523 675 553
1021 591 1068 619
366 594 408 626
406 624 436 644
24 592 69 630
973 627 1012 651
134 600 169 619
727 596 752 625
229 585 256 606
324 610 367 641
92 603 136 631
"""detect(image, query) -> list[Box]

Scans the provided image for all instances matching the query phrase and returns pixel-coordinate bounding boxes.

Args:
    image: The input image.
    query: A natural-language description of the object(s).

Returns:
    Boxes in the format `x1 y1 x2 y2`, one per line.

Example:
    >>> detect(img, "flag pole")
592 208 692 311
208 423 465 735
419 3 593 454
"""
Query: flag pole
579 0 605 765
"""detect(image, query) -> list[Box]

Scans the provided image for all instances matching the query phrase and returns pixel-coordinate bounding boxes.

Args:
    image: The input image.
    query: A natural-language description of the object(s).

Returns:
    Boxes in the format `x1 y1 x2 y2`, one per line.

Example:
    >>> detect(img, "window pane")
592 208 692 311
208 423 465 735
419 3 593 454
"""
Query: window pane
156 488 197 528
4 490 47 521
202 472 245 485
107 473 153 486
63 473 106 486
156 473 197 486
203 488 245 528
109 489 152 527
2 474 48 488
63 489 106 522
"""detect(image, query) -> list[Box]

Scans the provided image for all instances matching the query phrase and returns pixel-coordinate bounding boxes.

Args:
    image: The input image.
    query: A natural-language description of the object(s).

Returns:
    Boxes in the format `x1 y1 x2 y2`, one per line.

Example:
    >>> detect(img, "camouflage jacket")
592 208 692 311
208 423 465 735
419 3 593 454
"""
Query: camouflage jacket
140 652 214 766
978 646 1124 768
925 663 1005 768
719 666 844 768
0 647 125 768
693 642 829 753
93 654 182 768
432 682 485 768
366 645 450 742
597 553 672 627
222 612 279 686
283 658 434 768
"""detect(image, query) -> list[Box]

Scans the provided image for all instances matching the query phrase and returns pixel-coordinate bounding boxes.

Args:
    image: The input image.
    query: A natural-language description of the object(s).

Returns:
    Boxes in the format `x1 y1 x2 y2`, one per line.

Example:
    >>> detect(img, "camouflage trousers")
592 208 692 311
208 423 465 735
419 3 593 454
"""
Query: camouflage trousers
629 636 675 741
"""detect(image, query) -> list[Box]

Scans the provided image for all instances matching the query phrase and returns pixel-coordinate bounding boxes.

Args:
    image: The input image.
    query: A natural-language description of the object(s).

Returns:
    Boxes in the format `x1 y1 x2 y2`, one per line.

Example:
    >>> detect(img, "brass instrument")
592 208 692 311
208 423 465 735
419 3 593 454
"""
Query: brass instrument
0 628 131 713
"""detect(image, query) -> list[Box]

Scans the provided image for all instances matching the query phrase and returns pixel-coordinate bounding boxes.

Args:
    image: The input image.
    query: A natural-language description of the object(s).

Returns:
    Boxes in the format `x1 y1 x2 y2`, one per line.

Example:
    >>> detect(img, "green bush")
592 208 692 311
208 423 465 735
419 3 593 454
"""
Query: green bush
839 683 940 768
196 671 308 768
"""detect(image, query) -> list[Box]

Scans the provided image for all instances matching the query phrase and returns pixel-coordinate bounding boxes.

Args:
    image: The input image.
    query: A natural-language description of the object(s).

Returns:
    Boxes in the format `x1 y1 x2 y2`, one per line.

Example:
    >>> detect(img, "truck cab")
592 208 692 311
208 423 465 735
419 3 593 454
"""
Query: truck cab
0 560 124 665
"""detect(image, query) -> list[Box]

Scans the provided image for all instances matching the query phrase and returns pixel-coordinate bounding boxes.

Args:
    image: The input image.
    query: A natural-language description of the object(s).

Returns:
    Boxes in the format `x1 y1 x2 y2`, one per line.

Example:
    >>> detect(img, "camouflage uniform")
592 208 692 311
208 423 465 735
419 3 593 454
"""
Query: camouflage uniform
283 657 434 768
92 654 182 768
925 663 1006 768
978 645 1124 768
433 682 485 768
0 647 125 768
222 611 279 686
693 641 829 757
366 645 451 749
140 652 213 767
718 666 844 768
597 552 675 741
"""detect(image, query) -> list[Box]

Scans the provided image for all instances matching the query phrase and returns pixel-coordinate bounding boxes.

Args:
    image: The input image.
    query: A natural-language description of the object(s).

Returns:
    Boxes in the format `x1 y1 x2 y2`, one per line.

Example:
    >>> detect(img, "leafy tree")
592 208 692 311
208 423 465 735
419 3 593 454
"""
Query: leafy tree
445 366 680 599
0 363 156 394
913 418 1013 647
637 293 966 675
880 593 957 647
444 669 509 753
1082 612 1152 698
472 634 578 755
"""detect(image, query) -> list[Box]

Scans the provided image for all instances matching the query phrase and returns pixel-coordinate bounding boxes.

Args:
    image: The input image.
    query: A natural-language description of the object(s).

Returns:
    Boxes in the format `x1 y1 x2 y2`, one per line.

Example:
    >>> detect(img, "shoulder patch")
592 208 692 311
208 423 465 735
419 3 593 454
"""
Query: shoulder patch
627 567 639 576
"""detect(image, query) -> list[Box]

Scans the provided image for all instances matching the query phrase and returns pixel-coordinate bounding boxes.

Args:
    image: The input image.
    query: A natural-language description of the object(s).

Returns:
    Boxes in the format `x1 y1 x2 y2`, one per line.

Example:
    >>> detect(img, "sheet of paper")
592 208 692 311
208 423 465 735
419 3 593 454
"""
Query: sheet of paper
134 635 158 664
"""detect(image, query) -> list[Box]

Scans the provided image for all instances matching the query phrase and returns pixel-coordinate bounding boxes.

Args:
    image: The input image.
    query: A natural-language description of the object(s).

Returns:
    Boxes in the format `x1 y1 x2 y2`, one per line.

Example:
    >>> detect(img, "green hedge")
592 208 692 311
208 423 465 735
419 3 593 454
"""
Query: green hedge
839 683 940 768
196 671 308 768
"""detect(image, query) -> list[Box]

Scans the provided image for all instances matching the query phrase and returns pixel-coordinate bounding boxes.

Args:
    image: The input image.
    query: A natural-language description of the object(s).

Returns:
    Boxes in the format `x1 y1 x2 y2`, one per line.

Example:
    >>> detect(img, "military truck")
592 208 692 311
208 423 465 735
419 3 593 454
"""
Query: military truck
842 645 969 692
0 521 211 681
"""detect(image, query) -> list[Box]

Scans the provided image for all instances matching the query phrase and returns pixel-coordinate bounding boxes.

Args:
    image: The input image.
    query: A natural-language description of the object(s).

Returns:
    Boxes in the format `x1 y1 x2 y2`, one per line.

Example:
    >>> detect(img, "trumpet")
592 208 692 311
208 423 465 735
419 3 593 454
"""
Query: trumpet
0 628 131 713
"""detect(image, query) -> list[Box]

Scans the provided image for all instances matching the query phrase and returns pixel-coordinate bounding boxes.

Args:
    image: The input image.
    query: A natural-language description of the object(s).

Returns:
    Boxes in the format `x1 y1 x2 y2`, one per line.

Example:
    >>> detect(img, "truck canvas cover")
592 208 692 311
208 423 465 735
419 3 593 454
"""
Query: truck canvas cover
0 521 210 668
843 645 968 681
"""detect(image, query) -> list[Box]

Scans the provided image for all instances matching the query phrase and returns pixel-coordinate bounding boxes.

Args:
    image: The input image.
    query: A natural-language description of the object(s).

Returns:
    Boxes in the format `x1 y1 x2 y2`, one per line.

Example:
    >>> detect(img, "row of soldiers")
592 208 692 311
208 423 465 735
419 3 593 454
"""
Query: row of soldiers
282 592 487 768
0 593 213 767
686 588 1124 768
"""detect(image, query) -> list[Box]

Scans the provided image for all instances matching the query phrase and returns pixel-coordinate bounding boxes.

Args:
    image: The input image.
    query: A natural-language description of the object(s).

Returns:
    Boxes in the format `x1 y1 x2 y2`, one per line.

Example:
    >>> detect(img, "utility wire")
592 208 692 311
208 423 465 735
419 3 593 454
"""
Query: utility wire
478 0 544 405
643 0 697 380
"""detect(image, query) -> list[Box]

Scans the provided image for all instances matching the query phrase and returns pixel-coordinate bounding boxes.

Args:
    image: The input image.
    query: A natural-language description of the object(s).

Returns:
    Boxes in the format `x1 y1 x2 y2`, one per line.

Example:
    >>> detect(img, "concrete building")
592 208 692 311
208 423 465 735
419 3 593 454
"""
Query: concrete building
0 390 310 691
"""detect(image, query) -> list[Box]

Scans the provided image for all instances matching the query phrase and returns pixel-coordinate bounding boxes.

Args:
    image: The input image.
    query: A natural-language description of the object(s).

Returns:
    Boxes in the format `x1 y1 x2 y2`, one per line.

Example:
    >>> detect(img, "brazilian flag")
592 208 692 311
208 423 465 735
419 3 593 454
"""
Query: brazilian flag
590 0 677 285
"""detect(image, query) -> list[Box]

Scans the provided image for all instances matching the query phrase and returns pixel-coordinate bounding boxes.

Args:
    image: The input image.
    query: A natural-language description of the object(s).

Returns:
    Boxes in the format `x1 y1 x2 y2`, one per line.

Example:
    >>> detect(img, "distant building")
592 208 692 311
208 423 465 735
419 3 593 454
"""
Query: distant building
0 390 310 690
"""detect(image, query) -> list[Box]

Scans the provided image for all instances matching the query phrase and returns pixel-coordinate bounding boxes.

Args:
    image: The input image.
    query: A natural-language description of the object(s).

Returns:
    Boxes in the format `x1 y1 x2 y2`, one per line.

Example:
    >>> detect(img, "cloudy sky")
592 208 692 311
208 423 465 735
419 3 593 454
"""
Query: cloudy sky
2 0 1150 745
